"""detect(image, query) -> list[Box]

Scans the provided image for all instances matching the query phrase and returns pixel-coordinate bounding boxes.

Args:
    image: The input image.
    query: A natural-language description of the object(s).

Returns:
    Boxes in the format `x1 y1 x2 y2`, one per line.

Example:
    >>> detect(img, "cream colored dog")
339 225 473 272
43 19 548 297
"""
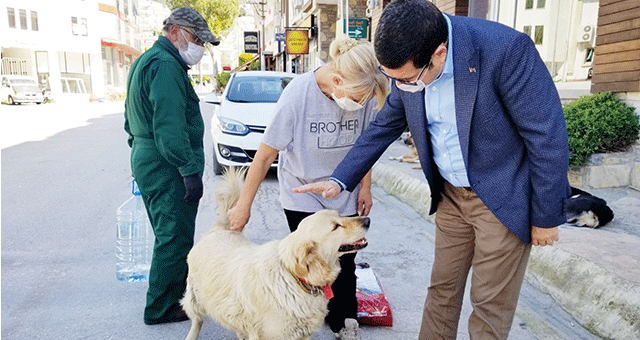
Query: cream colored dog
180 168 370 340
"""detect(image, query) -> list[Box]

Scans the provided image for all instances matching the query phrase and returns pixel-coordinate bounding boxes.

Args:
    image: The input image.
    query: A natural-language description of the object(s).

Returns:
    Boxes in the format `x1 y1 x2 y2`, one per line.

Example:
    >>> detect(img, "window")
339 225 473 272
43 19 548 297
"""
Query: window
537 0 545 9
7 7 15 28
30 11 38 31
58 52 91 74
102 47 113 85
60 79 68 92
525 0 533 9
80 18 88 36
66 52 84 73
60 78 87 94
71 16 78 35
523 26 532 38
534 25 544 45
585 48 594 63
35 51 49 73
19 9 27 29
71 17 88 36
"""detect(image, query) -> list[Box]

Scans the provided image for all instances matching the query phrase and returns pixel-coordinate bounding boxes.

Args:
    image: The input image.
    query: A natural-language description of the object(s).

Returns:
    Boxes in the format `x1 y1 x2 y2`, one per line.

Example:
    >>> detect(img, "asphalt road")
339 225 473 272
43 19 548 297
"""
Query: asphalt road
1 100 598 339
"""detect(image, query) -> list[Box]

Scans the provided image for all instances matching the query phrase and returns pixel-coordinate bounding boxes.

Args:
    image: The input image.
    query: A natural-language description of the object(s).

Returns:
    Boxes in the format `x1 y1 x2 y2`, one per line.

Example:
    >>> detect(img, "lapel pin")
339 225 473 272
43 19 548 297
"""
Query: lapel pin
469 67 476 73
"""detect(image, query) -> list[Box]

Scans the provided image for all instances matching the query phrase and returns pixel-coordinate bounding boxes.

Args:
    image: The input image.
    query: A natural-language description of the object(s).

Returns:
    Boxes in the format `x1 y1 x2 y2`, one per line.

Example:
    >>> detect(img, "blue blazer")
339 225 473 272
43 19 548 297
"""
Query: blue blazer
332 15 571 243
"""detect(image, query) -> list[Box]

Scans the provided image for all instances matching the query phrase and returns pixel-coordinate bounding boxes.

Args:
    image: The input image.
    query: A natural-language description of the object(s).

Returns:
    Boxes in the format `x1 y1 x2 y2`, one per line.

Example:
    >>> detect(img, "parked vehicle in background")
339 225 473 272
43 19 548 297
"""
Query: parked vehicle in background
206 71 297 175
1 75 44 105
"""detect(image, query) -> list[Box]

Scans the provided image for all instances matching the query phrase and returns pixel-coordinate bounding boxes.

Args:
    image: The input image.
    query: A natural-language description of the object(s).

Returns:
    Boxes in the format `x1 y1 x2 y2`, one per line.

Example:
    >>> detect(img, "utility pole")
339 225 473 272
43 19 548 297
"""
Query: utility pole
251 1 267 71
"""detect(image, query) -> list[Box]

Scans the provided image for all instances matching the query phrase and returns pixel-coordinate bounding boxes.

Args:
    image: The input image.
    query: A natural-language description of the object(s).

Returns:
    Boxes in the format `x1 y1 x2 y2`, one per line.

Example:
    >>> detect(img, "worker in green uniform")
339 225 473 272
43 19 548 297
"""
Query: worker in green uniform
123 7 219 325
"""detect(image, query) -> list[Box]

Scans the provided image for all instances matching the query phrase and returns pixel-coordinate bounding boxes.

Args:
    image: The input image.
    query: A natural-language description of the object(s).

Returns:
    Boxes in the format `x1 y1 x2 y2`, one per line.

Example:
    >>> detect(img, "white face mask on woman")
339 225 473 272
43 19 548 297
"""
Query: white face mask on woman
179 29 205 65
331 93 364 111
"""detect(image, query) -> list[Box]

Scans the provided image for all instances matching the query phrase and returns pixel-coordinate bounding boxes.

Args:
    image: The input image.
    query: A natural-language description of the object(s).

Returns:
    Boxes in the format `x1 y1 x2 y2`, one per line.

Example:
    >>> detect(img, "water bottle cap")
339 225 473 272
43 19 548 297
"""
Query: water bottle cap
132 180 142 196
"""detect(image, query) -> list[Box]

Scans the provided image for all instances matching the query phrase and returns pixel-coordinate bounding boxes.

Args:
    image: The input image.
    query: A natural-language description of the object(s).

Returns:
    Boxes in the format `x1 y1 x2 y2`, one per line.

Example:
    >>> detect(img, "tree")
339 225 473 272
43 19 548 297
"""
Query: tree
165 0 239 38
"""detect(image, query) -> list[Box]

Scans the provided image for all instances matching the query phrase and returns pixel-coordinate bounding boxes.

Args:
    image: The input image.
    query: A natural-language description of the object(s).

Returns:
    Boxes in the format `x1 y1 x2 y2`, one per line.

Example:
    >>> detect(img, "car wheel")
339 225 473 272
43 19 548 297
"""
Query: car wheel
212 149 225 176
8 96 15 105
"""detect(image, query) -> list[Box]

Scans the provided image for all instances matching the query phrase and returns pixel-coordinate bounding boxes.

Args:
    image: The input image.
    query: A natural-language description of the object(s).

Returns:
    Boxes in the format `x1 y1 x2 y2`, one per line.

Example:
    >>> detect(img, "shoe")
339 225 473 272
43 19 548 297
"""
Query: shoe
144 309 190 325
334 318 361 340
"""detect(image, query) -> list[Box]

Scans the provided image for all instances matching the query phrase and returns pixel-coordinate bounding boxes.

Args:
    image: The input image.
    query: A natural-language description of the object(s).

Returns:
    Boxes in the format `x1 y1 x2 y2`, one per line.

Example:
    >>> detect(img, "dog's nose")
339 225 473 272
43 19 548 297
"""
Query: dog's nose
361 217 370 229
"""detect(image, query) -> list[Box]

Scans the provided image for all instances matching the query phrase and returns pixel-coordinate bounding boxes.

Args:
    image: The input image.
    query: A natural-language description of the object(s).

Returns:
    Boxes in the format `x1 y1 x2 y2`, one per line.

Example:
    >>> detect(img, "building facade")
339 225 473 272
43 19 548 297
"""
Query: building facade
96 0 143 99
1 0 153 102
2 0 104 102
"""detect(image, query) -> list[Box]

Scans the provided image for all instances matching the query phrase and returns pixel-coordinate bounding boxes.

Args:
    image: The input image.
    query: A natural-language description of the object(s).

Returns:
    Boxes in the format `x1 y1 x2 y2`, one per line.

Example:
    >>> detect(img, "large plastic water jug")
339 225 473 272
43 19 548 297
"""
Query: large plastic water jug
116 180 154 282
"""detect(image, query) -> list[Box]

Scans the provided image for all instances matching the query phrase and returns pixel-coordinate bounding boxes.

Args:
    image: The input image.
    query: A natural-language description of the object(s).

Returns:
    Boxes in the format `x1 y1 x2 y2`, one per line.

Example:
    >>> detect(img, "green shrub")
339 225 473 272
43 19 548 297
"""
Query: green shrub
239 53 260 71
564 92 639 168
192 75 212 85
215 72 231 91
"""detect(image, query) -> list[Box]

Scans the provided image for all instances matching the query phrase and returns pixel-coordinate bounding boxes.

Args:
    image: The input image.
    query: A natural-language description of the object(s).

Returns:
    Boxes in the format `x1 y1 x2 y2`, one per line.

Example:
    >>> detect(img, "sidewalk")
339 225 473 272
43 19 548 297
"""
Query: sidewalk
371 140 640 340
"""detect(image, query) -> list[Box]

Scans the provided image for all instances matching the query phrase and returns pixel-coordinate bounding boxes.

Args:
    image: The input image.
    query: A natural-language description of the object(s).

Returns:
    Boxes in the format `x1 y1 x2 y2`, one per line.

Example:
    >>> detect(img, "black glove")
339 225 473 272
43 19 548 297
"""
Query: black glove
183 173 203 204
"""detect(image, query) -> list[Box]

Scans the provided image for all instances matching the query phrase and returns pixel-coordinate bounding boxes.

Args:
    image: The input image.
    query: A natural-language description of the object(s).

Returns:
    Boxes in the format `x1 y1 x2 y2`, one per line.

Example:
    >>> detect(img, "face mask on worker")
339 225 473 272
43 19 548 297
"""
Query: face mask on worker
179 29 205 65
331 93 364 111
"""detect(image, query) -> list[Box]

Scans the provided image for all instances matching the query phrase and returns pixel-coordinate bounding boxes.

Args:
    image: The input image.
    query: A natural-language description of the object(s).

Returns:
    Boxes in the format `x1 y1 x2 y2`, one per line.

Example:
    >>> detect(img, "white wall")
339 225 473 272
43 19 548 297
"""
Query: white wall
2 0 101 101
491 0 598 81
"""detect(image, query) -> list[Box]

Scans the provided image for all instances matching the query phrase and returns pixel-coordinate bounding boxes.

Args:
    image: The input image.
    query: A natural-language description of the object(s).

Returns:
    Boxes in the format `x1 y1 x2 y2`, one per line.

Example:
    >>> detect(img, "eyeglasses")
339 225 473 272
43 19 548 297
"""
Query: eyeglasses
180 27 205 46
378 61 431 86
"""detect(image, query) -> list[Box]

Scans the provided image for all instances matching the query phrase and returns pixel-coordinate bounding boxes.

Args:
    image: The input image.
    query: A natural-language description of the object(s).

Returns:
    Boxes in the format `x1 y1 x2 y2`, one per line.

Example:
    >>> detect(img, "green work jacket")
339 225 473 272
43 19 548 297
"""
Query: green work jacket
124 36 204 177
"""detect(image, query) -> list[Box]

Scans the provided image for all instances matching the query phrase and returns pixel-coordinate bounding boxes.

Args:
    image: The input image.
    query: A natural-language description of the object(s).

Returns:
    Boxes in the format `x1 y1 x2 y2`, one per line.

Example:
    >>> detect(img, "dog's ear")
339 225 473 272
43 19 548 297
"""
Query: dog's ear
289 241 332 282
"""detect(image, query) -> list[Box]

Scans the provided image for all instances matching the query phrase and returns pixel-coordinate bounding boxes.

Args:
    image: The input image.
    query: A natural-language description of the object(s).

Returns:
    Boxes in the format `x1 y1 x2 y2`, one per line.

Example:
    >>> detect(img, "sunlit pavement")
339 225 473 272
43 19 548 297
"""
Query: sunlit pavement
0 101 125 149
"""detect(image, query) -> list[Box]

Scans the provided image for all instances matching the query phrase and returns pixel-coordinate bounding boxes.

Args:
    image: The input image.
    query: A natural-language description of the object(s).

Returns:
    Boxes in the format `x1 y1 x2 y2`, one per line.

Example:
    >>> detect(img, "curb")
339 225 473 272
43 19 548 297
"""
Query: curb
371 162 434 225
527 246 640 339
371 162 640 339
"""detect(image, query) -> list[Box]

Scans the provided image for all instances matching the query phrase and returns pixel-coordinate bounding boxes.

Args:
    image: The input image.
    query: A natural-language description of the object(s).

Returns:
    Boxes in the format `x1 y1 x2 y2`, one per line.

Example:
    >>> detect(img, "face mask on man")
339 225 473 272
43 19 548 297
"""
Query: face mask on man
396 79 426 93
179 29 205 65
381 60 431 93
331 93 364 111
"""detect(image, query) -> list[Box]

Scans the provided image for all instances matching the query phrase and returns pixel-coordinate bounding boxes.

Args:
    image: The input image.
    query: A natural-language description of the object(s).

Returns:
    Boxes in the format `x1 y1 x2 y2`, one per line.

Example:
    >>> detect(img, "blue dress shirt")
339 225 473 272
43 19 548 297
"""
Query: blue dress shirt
426 15 470 187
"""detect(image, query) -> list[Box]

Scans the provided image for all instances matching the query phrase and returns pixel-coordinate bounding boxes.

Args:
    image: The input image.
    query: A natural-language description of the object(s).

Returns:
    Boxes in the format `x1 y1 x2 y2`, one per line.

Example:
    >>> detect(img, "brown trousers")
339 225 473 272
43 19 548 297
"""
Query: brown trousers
419 182 532 340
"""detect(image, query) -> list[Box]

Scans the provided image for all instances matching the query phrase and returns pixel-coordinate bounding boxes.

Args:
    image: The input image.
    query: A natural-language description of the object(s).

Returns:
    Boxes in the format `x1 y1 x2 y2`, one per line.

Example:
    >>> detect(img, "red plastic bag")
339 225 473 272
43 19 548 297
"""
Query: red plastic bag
356 263 393 326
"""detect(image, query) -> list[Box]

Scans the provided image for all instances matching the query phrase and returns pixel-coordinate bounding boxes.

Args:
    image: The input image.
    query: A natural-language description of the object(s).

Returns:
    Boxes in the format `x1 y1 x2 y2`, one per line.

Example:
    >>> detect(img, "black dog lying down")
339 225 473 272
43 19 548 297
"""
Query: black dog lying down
565 187 614 228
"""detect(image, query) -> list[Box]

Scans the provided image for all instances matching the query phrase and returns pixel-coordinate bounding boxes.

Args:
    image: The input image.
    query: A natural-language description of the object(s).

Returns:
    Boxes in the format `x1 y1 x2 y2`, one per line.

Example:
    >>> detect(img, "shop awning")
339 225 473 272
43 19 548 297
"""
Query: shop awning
100 39 141 58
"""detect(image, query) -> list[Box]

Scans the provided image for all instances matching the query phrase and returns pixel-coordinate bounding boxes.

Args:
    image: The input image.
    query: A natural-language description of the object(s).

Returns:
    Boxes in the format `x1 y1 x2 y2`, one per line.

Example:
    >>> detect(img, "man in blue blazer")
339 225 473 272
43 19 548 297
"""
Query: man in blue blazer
295 1 571 339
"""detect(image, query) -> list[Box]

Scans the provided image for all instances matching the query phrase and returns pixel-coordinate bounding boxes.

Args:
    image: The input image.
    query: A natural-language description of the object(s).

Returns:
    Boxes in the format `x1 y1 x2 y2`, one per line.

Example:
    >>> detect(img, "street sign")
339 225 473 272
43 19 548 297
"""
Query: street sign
286 29 309 54
347 18 369 39
244 31 259 54
275 33 285 42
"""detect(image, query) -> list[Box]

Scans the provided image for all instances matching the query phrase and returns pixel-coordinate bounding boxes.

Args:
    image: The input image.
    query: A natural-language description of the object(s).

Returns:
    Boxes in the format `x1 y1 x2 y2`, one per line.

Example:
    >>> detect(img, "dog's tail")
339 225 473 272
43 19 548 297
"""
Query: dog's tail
213 167 246 229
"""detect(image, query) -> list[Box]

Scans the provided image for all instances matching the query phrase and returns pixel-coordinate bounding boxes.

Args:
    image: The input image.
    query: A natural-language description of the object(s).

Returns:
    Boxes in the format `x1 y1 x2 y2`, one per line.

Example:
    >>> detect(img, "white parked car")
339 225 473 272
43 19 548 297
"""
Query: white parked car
207 71 297 175
2 75 44 105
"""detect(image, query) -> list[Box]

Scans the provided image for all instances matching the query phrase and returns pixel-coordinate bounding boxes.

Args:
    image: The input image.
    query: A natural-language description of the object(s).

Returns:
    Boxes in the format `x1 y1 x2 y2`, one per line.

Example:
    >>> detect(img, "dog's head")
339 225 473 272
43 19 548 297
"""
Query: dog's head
279 210 369 287
565 192 614 228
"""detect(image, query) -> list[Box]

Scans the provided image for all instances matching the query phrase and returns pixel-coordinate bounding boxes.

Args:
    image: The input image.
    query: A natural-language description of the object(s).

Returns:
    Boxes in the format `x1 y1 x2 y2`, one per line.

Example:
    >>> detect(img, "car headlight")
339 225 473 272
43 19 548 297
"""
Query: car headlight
216 116 249 136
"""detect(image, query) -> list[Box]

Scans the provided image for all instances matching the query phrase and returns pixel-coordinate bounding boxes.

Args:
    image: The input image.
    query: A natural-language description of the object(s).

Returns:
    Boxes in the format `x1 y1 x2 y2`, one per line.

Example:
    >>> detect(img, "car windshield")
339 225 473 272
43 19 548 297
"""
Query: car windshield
227 76 293 103
11 79 37 85
9 79 40 93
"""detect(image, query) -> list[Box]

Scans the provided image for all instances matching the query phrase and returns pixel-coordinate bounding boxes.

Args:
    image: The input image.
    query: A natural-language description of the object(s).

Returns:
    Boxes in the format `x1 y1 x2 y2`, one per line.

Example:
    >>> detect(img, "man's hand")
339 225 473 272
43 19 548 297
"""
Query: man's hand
293 180 341 199
357 189 373 216
531 226 559 246
183 173 203 204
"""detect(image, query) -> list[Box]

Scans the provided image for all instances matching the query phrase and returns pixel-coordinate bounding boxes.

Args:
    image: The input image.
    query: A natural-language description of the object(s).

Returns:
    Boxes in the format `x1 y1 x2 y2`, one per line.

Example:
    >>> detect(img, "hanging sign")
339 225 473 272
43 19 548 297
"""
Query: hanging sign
285 29 309 54
244 31 259 54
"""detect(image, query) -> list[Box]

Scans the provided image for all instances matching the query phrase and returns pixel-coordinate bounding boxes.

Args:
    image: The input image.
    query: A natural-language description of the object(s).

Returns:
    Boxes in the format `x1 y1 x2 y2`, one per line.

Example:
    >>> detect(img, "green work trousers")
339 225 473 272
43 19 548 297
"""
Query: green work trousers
131 138 199 323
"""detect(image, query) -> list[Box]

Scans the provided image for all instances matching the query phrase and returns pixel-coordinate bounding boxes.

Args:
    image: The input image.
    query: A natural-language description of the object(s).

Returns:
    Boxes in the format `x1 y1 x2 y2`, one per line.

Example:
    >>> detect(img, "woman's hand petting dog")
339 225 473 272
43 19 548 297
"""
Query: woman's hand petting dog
227 203 250 232
531 226 559 246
